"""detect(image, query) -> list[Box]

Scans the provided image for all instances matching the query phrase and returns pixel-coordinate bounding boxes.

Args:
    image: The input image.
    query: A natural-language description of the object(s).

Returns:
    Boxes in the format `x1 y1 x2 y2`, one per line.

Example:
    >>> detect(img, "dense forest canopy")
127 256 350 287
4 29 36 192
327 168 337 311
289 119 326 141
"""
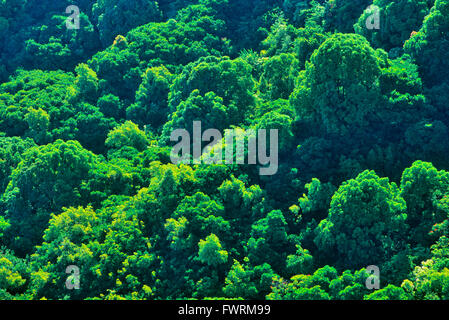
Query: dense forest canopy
0 0 449 300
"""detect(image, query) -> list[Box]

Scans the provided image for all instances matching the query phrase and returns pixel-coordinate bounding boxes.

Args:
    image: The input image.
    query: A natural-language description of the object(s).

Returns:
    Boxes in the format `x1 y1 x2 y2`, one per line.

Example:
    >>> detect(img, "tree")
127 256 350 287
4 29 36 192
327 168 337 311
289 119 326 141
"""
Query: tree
0 70 75 137
88 5 230 102
289 33 383 134
0 0 101 76
71 63 100 104
29 206 100 299
255 110 295 152
286 245 314 277
259 53 300 100
355 0 432 52
404 121 449 168
2 140 97 255
30 205 159 300
126 66 173 131
314 170 407 269
0 136 36 195
71 102 117 154
329 269 371 300
24 108 51 144
0 250 29 299
223 260 258 298
323 0 372 33
23 12 101 71
197 0 286 51
261 14 327 69
198 234 228 266
404 0 449 87
298 178 336 221
165 192 229 252
92 0 162 46
402 245 449 300
106 121 150 152
267 266 338 300
400 161 449 246
168 56 256 123
1 0 449 301
98 94 124 121
223 260 276 299
162 90 232 141
247 210 294 273
365 284 410 300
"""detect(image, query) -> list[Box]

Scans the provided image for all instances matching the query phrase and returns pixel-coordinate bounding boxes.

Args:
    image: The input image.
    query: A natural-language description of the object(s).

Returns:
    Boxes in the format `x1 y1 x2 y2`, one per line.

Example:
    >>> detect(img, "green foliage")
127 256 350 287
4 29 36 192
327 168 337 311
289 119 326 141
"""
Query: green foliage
405 0 449 87
286 246 314 277
402 244 449 300
267 266 338 300
298 178 336 219
105 121 150 152
0 136 36 195
324 0 373 33
167 56 256 123
2 140 97 255
88 5 230 102
290 33 383 133
315 170 407 269
259 53 300 100
224 260 276 299
198 234 229 266
163 91 232 137
92 0 162 46
365 284 410 300
127 66 173 131
0 70 74 137
0 0 449 301
0 69 116 153
261 16 327 69
0 0 100 76
166 192 229 251
72 63 100 104
0 250 29 299
24 108 51 144
355 0 432 52
247 210 293 272
400 161 449 245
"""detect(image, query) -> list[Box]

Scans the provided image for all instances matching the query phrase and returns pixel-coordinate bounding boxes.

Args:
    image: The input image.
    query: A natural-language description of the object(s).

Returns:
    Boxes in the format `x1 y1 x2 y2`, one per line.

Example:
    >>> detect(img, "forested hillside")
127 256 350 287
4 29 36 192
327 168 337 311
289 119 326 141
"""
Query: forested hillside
1 0 449 300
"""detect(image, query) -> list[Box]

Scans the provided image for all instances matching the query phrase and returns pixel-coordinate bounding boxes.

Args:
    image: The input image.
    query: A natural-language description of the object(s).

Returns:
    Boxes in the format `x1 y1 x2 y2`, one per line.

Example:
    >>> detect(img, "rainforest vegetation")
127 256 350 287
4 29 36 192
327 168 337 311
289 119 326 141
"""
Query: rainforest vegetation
1 0 449 300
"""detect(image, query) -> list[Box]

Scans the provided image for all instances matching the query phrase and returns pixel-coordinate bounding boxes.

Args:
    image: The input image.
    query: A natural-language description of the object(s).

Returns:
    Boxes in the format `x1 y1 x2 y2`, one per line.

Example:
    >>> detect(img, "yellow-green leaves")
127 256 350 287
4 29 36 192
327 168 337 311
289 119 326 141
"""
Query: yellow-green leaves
198 234 228 266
